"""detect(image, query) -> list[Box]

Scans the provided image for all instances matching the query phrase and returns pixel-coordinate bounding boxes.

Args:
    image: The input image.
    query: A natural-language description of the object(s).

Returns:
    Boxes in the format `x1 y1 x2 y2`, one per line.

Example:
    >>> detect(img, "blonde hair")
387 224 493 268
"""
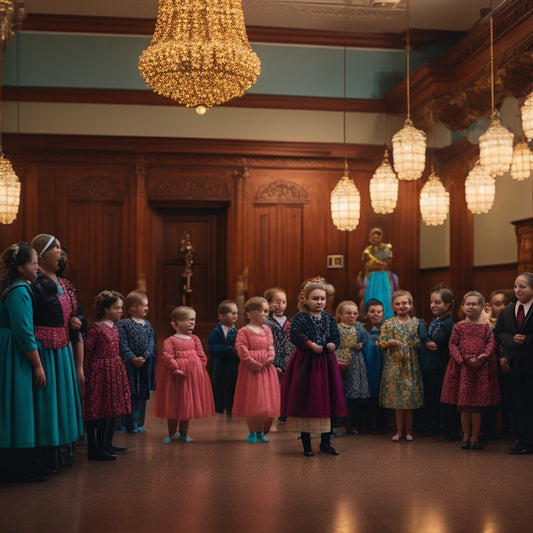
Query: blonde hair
264 287 286 303
297 277 327 312
335 300 358 323
462 290 485 306
124 290 148 314
391 289 413 316
171 306 195 322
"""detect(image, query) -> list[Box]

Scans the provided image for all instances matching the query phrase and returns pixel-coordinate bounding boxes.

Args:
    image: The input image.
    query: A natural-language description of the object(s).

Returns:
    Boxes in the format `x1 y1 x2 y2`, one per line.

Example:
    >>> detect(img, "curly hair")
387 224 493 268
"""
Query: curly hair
93 290 124 320
297 277 327 312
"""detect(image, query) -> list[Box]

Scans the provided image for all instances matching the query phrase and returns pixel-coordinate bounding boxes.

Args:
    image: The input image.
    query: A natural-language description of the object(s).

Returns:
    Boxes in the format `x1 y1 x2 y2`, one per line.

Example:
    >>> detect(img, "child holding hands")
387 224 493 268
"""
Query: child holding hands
232 297 280 443
154 306 215 443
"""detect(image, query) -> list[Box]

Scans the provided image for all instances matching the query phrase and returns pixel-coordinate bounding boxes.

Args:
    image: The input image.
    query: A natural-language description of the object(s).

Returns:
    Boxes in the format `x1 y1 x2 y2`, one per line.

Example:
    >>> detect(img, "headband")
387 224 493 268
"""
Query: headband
39 235 56 258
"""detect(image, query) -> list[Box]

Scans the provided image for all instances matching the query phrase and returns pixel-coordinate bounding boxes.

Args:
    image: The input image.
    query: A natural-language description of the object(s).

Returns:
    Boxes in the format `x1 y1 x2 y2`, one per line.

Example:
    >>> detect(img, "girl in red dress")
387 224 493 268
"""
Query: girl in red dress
233 297 280 443
154 306 215 443
83 290 130 461
441 291 500 450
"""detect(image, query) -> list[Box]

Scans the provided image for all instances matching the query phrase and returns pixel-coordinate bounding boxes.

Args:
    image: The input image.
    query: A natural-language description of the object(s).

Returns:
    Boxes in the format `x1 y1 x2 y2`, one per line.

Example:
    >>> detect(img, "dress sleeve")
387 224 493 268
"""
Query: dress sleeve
7 285 38 353
83 326 99 370
235 329 263 372
145 321 156 359
378 319 392 349
117 321 137 364
160 337 180 372
448 324 464 364
265 327 275 366
484 324 496 356
325 313 341 349
194 335 208 367
289 313 312 349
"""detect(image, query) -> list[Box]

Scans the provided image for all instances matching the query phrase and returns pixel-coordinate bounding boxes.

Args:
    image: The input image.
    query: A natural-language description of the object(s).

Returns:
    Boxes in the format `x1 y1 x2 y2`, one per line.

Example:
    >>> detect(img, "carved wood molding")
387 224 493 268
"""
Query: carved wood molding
254 179 310 205
66 174 125 203
147 175 231 202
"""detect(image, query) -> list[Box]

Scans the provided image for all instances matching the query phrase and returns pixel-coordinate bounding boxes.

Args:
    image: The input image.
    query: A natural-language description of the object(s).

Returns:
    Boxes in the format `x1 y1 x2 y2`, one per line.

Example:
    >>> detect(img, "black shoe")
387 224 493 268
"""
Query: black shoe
303 450 314 457
460 441 471 450
106 444 127 453
471 442 483 450
319 444 339 455
509 440 527 455
88 451 117 461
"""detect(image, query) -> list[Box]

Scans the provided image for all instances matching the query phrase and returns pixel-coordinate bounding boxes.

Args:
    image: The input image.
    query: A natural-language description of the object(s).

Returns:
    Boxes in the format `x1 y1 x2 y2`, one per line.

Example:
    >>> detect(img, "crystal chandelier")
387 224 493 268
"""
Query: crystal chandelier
370 149 398 214
521 90 533 142
331 166 361 232
510 142 532 181
330 43 360 232
419 169 449 226
465 161 496 214
138 0 261 110
0 154 21 224
391 0 426 181
0 1 25 225
478 15 513 175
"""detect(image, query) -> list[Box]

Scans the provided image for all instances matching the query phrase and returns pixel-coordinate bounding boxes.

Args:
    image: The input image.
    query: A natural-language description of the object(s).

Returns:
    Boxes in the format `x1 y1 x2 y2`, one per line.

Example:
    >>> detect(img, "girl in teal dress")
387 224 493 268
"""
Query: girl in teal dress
0 242 45 480
379 290 425 441
30 234 84 469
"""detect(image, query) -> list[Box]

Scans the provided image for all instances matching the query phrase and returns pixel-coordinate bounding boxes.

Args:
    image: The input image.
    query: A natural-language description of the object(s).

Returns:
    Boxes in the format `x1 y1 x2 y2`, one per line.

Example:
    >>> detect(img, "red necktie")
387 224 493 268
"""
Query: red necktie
517 304 525 329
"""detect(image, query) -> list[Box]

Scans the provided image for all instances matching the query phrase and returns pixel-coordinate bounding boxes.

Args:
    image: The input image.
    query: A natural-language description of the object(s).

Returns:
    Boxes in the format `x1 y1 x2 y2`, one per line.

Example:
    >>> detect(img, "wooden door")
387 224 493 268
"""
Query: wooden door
155 209 226 341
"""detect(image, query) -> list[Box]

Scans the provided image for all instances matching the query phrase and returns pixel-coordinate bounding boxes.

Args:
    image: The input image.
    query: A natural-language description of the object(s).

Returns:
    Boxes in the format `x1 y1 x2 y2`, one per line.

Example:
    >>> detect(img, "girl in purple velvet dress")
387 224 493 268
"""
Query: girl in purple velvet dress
281 279 345 457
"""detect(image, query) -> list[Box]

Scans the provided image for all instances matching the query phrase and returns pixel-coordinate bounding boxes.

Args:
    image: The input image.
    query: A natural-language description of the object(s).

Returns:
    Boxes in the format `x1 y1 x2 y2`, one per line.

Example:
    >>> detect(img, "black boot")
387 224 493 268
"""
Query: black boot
320 432 339 455
105 417 127 454
89 419 116 461
301 432 314 457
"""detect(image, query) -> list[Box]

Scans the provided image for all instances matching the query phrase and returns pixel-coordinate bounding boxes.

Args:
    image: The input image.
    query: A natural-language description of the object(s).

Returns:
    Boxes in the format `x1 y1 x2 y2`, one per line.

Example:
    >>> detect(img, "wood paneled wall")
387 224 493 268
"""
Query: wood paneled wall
1 134 518 335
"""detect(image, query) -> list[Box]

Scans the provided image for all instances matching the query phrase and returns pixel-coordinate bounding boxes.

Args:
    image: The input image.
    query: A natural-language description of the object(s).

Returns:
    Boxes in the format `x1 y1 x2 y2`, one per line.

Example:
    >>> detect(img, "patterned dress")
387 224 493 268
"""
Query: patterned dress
232 326 280 418
361 326 383 399
378 317 424 409
83 322 131 421
337 323 370 400
440 321 501 407
154 335 215 420
281 311 346 433
265 315 294 373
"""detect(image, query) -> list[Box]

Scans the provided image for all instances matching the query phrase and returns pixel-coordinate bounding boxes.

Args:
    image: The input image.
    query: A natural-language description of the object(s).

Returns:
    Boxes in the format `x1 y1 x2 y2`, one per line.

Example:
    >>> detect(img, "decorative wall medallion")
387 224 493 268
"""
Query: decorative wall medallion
66 174 125 203
148 176 231 201
254 179 309 205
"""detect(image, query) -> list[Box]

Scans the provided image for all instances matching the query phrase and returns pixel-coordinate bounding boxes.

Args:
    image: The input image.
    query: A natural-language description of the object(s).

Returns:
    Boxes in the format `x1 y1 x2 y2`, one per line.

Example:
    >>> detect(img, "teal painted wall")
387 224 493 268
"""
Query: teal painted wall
3 32 443 99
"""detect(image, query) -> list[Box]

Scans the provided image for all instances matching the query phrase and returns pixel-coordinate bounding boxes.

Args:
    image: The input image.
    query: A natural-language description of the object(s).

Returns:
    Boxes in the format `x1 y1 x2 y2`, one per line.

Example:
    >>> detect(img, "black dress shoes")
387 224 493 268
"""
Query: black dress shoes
88 450 117 461
319 444 339 455
106 444 127 453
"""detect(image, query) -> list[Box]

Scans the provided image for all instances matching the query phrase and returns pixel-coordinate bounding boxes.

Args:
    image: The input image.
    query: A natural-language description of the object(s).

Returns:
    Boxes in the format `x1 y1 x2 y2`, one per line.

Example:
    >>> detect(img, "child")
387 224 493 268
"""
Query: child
422 287 456 438
117 290 157 433
441 291 500 450
154 306 214 443
486 290 513 329
495 273 533 454
361 298 386 432
378 290 425 442
264 287 293 379
208 300 239 417
335 300 370 434
281 279 345 456
232 297 280 443
83 290 130 461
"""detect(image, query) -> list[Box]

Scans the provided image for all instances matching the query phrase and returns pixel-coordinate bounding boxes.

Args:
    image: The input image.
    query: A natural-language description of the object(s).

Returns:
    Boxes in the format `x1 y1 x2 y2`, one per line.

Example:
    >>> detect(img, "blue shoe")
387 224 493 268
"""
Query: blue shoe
246 432 257 443
119 426 127 432
138 427 147 433
179 435 195 443
256 432 269 443
162 437 171 444
130 428 141 433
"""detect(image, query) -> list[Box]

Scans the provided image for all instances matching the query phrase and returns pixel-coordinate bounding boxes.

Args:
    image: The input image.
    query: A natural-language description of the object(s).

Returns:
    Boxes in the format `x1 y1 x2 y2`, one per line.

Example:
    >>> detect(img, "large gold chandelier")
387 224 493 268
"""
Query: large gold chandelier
369 149 398 214
138 0 261 110
465 161 496 214
419 169 449 226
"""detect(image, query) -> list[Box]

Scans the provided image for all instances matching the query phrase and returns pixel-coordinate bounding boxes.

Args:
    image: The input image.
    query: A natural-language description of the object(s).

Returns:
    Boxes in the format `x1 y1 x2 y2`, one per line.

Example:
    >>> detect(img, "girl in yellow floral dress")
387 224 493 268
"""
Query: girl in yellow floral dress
378 290 426 442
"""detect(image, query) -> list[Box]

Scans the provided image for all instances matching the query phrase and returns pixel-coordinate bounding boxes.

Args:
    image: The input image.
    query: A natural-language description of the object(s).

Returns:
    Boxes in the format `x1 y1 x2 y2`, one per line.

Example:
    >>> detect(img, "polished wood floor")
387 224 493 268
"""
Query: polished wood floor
2 405 533 533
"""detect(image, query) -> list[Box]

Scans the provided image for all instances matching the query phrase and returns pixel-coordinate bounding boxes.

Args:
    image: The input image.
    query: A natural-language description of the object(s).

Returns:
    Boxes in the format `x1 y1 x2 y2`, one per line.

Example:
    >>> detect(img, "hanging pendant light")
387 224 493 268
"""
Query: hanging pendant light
465 161 496 214
478 14 513 175
510 142 532 181
370 149 398 214
521 90 533 142
391 0 426 181
419 168 449 226
138 0 261 110
330 40 360 232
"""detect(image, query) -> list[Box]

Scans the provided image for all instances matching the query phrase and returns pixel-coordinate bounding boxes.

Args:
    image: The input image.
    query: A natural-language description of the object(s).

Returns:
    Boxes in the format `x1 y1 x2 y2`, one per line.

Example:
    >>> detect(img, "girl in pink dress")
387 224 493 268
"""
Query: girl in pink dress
154 306 215 443
441 291 500 450
233 297 281 443
83 290 130 461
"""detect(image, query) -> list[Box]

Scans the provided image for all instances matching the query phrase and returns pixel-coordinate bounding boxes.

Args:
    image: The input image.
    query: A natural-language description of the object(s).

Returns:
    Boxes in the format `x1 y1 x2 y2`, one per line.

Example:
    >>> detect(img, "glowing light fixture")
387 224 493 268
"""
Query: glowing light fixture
465 161 496 214
419 169 449 226
510 142 532 181
391 0 426 181
521 90 533 142
369 149 398 214
478 14 513 175
138 0 261 110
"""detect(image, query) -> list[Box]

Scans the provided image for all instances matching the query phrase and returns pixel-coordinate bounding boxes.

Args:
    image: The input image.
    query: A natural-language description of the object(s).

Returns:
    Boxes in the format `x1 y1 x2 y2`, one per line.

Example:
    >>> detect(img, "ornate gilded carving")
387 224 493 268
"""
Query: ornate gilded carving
254 179 309 205
147 176 231 201
66 174 125 203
